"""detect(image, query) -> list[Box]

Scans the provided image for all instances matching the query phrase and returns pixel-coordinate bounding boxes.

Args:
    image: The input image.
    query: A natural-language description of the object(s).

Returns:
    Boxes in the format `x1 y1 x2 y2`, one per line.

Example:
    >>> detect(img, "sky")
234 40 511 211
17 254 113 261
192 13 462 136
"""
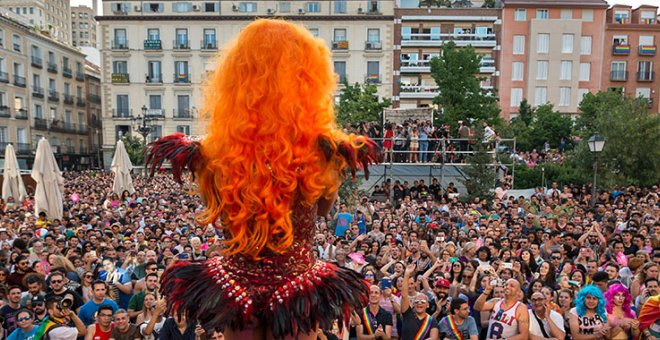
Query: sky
70 0 659 14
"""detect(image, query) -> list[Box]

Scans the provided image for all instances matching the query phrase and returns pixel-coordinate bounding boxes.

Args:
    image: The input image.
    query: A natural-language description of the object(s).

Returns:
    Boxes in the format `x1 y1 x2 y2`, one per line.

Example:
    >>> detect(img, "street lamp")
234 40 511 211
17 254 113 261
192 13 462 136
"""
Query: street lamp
132 105 162 176
588 133 605 208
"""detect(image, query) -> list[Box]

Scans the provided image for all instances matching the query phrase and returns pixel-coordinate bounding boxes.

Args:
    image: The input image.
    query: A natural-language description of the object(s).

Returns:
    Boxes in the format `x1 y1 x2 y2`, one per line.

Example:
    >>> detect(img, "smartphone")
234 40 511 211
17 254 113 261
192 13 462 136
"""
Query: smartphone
177 253 189 259
502 263 513 269
90 251 97 258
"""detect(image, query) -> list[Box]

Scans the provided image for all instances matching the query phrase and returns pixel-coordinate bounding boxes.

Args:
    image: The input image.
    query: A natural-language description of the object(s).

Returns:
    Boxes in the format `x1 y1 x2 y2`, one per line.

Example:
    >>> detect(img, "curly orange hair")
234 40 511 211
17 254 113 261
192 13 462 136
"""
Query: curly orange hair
196 19 366 260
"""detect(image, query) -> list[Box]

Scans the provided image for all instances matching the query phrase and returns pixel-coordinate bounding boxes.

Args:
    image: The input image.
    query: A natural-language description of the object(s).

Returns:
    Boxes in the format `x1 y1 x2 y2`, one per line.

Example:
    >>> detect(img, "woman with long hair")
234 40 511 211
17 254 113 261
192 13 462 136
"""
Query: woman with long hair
538 261 557 289
80 271 95 303
569 285 611 340
147 19 380 339
631 262 659 301
604 283 640 340
558 289 574 336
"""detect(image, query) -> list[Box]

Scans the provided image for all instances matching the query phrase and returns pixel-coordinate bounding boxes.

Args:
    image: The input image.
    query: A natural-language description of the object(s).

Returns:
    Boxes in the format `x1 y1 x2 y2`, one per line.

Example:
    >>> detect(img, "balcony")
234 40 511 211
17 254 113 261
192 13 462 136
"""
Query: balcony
174 73 190 84
201 39 217 50
637 71 654 82
145 109 165 118
111 73 130 84
13 43 20 52
76 71 85 81
77 124 88 134
173 108 192 119
89 94 101 104
15 143 31 154
48 90 60 102
0 71 8 83
112 109 133 118
638 45 657 56
365 74 381 84
77 97 85 107
90 118 101 128
399 85 439 99
401 32 496 48
33 118 48 130
610 70 628 81
63 94 74 104
47 62 57 73
173 40 190 50
15 109 28 120
112 40 129 50
13 75 26 87
31 56 43 68
400 59 431 73
0 106 9 117
332 40 349 51
32 86 44 98
612 44 631 55
480 58 496 73
365 40 382 51
145 73 162 84
62 66 72 78
144 39 162 50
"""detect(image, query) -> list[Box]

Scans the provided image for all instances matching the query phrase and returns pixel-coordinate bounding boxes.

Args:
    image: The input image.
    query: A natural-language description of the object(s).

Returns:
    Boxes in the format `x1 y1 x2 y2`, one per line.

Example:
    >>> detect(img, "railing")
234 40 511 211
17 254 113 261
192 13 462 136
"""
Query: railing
610 70 627 81
111 73 130 83
79 147 88 154
112 109 132 118
201 39 217 50
62 66 72 78
77 97 85 107
33 118 48 129
63 94 74 104
144 39 162 50
15 143 31 154
173 73 190 83
637 71 655 81
402 33 496 46
47 62 57 73
76 71 85 81
332 40 349 50
399 85 439 98
31 56 43 68
145 73 162 84
0 71 8 83
90 118 102 128
77 124 88 134
112 40 129 50
15 109 28 119
173 109 192 119
32 86 44 97
365 41 382 50
13 75 26 87
145 109 165 118
89 94 101 104
173 39 190 50
65 146 75 153
0 106 10 117
365 74 381 84
48 90 60 102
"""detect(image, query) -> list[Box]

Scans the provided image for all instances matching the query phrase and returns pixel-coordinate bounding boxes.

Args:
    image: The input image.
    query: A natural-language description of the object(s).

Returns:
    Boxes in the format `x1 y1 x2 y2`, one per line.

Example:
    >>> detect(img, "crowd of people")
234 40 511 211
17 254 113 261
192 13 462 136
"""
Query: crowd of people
0 170 658 340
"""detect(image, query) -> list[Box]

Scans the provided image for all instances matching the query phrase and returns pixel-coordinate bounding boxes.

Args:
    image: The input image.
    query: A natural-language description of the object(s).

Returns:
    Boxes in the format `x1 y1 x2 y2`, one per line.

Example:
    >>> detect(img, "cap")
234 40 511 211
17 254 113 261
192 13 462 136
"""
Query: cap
435 278 451 288
31 294 45 304
380 278 392 289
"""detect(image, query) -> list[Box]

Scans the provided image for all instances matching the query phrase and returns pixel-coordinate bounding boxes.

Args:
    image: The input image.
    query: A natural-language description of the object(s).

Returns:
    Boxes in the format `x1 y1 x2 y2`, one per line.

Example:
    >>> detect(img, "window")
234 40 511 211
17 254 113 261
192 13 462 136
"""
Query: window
204 2 218 12
513 35 525 55
172 2 192 12
611 61 627 80
34 104 43 118
116 95 129 115
638 61 653 80
149 95 162 110
114 29 127 45
147 28 160 40
0 127 6 143
279 1 291 13
366 61 380 83
514 8 526 21
367 29 380 42
614 10 629 23
636 88 651 100
560 61 572 80
306 2 320 13
334 61 347 83
534 87 547 106
559 87 571 106
147 61 161 82
560 9 572 19
143 3 164 12
537 34 549 53
177 95 190 115
562 34 574 53
0 28 4 46
537 61 548 80
239 2 257 12
175 28 188 47
174 61 189 81
12 34 21 52
334 0 346 13
203 29 216 48
512 62 524 81
613 35 628 46
578 89 589 102
536 9 548 19
112 61 128 73
511 88 523 107
49 78 56 91
333 29 347 42
641 11 656 24
579 63 590 81
308 28 319 37
639 35 654 46
176 125 191 134
580 36 592 55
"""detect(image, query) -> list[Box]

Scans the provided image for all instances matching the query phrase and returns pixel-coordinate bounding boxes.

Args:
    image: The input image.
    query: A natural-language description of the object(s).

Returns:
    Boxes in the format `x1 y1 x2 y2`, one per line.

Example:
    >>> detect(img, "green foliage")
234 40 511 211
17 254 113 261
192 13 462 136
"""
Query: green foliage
336 82 391 127
419 0 452 7
122 135 146 166
512 161 590 189
430 41 501 130
461 129 496 199
482 0 498 8
507 102 572 151
338 177 366 209
572 91 660 188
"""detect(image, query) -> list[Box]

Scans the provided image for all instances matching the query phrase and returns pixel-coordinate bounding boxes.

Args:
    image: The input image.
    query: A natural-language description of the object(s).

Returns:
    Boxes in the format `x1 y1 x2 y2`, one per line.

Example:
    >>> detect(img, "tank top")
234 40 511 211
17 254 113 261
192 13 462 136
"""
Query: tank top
93 323 113 340
570 307 606 337
487 299 521 339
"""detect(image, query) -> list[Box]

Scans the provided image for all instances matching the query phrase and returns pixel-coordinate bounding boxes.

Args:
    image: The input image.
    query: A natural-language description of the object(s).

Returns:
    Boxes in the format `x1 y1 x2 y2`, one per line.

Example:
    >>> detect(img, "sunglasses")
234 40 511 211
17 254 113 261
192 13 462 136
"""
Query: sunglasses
32 302 44 307
85 275 94 278
552 257 561 260
98 313 113 318
413 299 428 304
16 316 31 322
50 280 63 284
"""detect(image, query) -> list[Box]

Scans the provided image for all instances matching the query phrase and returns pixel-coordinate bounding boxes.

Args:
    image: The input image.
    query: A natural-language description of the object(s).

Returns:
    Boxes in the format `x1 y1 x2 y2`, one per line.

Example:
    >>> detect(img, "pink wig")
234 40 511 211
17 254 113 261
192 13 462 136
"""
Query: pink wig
604 283 635 319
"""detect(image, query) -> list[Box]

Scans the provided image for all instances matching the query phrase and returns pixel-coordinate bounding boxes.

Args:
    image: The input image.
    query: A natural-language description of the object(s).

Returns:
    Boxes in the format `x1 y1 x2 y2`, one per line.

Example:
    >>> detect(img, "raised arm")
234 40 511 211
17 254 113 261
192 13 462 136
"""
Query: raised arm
400 263 417 314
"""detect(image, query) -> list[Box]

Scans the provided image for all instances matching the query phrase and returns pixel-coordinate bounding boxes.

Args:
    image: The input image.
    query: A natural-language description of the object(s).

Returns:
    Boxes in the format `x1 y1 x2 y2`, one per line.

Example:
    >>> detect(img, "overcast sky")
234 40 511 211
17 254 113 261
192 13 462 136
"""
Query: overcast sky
71 0 659 14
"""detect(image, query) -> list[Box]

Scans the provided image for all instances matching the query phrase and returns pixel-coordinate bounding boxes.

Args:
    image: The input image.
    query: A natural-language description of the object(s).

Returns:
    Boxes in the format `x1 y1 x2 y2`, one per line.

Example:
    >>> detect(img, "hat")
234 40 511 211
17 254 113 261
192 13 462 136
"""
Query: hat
380 278 392 289
435 278 451 288
31 294 45 305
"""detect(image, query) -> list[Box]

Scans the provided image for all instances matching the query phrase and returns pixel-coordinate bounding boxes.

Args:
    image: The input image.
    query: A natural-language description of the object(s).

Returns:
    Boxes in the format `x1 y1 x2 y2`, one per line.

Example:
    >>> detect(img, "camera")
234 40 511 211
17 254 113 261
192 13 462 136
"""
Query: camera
58 294 75 311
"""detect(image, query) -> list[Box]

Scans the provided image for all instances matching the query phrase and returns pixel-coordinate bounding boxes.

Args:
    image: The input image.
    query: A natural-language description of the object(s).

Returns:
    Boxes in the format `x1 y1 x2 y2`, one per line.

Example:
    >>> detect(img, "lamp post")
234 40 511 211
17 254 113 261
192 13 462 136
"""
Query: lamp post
587 133 605 209
133 105 161 176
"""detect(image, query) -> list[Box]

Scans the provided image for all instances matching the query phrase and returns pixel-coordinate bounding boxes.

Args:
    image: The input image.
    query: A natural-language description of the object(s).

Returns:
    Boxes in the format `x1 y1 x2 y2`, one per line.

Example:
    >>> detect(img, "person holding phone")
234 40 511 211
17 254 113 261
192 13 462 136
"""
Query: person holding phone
528 292 565 340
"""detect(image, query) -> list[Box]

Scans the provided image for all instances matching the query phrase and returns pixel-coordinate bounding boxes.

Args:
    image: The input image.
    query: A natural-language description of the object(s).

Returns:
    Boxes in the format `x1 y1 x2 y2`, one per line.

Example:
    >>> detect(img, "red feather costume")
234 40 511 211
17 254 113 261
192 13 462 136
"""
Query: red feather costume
145 19 381 339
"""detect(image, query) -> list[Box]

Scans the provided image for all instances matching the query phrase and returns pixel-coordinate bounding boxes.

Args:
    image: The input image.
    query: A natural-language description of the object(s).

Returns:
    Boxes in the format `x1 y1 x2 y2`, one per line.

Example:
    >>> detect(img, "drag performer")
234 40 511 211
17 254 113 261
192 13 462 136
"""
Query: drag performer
145 19 381 339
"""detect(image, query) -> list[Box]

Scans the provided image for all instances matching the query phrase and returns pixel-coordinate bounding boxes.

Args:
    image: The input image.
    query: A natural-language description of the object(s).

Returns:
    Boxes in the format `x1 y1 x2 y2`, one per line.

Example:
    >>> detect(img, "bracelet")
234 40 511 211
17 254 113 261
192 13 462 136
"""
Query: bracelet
483 290 492 295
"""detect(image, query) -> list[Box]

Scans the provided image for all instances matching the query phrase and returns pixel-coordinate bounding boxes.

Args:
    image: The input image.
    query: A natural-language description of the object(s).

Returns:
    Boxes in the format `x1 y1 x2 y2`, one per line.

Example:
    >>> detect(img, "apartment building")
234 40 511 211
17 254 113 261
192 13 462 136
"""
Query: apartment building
0 12 92 169
97 0 394 167
499 0 608 120
85 61 103 168
72 5 98 48
602 5 660 113
393 3 500 108
0 0 72 44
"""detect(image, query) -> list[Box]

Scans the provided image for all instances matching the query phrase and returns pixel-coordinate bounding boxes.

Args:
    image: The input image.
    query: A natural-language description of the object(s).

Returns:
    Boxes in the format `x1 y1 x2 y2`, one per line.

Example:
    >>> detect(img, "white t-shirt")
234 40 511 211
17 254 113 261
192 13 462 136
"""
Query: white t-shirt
47 326 79 340
528 309 565 338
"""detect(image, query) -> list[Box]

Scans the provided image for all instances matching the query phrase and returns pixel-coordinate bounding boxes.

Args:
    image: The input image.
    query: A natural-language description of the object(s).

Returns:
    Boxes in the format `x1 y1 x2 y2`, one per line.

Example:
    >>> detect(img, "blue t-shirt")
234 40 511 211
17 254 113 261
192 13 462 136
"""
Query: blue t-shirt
78 298 119 326
7 326 38 340
98 269 132 309
335 212 353 237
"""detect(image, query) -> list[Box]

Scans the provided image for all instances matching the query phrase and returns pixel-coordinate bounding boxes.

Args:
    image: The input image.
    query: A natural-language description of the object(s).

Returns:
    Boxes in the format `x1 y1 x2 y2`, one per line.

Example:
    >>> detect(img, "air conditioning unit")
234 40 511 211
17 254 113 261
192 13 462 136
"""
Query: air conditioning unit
267 8 274 15
134 5 142 12
232 4 239 12
298 8 305 14
358 7 363 14
192 5 200 11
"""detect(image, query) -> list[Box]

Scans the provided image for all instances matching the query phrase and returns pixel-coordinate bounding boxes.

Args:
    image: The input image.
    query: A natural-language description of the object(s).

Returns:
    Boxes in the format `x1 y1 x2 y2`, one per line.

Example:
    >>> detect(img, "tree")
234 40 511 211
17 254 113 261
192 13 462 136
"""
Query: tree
461 129 496 199
505 101 572 151
122 135 146 166
336 81 391 127
573 91 660 187
482 0 498 8
419 0 452 7
517 99 533 126
430 41 501 130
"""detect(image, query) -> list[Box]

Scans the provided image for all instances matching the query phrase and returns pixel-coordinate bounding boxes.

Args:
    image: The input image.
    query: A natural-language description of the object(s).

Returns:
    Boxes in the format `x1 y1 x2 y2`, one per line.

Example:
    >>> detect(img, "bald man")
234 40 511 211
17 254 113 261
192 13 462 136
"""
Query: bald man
474 278 529 340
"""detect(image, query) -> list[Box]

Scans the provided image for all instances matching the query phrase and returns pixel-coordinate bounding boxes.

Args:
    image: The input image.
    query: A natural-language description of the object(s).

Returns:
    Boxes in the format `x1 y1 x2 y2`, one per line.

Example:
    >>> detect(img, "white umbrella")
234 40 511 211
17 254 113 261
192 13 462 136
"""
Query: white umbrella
2 144 27 202
111 140 135 196
31 138 64 220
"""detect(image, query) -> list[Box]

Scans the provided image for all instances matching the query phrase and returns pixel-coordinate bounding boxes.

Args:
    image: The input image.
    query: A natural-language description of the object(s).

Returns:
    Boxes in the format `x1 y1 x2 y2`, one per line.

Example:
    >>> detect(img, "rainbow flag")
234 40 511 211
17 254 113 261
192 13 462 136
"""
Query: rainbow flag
613 44 631 54
643 18 655 24
615 17 628 24
639 45 657 55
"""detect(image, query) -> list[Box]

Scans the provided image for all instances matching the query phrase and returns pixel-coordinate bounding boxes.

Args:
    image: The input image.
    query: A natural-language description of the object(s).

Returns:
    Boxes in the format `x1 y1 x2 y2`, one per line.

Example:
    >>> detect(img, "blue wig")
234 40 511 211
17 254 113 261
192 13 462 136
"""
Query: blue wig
575 285 607 322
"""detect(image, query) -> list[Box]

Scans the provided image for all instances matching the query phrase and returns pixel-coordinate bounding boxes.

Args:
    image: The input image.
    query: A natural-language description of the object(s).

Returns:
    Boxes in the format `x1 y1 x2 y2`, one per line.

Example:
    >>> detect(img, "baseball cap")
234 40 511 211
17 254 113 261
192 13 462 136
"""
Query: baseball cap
380 278 392 289
435 278 451 288
32 294 45 305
